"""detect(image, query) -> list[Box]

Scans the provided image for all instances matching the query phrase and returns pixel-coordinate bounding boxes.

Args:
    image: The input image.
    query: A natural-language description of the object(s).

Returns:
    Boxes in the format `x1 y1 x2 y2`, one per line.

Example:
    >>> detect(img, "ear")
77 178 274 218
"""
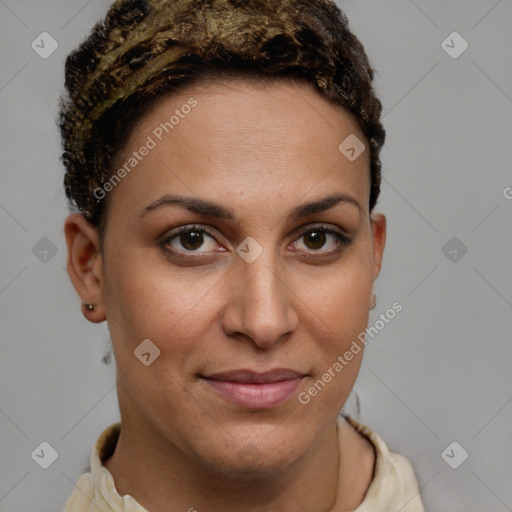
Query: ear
64 213 106 323
370 212 386 280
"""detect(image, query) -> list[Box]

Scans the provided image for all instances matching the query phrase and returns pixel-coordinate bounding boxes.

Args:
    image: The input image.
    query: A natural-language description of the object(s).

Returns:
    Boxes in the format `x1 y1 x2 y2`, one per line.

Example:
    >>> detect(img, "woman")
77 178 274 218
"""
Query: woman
60 0 425 510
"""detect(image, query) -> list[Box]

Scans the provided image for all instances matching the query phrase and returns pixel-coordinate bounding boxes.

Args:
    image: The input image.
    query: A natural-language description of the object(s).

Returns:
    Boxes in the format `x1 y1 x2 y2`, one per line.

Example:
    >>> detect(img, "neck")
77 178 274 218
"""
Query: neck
105 422 340 512
103 387 374 512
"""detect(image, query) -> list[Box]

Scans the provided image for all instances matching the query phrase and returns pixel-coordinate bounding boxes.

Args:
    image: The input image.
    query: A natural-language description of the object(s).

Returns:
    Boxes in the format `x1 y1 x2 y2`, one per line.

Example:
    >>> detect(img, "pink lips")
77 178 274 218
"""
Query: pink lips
202 369 306 409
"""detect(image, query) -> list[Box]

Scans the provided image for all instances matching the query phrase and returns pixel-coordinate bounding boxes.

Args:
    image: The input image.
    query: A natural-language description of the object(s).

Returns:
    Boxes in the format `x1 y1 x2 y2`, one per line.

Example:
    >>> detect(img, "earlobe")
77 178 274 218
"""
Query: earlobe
64 213 106 323
370 212 386 280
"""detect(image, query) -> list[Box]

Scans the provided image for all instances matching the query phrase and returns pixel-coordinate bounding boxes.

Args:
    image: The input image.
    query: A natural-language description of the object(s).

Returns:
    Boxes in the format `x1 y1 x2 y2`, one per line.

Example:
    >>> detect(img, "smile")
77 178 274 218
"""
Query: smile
202 368 306 409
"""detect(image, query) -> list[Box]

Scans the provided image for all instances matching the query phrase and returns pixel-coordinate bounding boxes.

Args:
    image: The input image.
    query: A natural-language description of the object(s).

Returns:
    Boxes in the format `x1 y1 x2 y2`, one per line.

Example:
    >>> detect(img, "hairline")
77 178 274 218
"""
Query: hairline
97 70 371 253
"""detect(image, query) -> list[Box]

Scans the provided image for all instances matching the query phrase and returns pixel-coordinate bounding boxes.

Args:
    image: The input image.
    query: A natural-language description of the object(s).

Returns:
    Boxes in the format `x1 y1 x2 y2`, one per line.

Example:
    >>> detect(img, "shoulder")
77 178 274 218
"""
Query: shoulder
62 472 95 511
341 415 426 512
62 422 123 512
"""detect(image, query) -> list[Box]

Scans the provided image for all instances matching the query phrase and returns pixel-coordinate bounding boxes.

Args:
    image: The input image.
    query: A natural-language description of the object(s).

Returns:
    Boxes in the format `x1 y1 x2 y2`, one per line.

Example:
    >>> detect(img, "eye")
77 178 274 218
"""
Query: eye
161 225 221 254
160 223 352 259
292 225 352 254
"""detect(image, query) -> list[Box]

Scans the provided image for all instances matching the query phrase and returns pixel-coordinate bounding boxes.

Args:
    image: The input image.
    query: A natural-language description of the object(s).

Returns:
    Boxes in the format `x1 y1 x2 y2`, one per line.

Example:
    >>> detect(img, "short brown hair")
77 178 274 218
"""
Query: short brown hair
58 0 385 240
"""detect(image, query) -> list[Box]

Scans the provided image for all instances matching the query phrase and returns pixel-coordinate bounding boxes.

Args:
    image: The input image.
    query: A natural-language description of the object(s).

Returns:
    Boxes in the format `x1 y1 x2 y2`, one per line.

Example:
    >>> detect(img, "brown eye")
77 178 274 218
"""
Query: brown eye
303 230 327 250
294 226 352 254
161 225 219 254
179 230 205 251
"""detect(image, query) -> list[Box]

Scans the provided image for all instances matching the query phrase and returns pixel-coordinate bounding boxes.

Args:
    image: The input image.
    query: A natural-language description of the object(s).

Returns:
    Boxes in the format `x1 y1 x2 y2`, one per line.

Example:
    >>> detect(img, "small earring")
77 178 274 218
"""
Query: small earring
82 302 97 312
369 293 377 310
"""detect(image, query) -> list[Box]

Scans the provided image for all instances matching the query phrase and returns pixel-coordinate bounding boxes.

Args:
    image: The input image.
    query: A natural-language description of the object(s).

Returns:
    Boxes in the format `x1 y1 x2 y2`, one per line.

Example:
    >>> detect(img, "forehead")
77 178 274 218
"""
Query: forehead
107 78 371 219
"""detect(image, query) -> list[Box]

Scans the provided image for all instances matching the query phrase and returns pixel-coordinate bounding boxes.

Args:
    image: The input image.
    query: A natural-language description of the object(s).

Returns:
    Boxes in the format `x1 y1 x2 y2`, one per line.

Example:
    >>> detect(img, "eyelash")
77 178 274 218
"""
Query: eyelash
160 224 353 259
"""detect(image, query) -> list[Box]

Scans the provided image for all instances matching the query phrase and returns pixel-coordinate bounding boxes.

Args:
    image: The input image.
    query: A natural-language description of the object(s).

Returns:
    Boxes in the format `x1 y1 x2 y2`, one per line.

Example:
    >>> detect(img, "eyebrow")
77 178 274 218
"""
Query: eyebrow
138 192 361 220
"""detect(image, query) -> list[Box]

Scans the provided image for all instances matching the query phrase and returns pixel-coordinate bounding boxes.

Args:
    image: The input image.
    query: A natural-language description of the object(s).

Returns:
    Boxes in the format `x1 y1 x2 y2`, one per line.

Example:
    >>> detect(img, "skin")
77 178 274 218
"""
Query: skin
64 77 386 512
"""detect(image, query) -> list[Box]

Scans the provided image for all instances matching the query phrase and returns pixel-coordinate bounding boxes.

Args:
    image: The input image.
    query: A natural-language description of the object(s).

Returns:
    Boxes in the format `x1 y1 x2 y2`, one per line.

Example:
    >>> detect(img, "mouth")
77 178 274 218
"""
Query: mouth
201 368 307 409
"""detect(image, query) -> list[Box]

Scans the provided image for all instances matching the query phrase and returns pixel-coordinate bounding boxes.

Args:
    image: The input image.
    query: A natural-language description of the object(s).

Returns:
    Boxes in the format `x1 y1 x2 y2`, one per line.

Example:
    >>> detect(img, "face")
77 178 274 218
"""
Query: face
66 77 386 475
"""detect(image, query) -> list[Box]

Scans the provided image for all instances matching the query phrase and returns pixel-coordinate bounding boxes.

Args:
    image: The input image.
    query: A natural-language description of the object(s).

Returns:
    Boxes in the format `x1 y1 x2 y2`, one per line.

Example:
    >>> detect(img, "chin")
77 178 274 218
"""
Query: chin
191 421 315 476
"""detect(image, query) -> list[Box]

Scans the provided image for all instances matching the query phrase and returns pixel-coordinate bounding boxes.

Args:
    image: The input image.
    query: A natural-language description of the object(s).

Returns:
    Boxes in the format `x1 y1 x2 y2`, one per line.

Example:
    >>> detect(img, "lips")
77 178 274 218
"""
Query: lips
202 368 306 408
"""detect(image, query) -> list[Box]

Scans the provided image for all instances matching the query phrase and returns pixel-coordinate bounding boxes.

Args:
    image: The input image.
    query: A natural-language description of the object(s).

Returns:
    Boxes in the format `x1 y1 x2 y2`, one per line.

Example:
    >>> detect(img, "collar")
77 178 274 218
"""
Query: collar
85 414 420 511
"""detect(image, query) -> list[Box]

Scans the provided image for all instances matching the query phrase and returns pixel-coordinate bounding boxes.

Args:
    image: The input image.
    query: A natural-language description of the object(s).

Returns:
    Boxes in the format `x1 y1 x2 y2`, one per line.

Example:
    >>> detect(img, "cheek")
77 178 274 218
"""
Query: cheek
300 281 369 415
299 246 373 403
103 249 228 380
307 249 374 341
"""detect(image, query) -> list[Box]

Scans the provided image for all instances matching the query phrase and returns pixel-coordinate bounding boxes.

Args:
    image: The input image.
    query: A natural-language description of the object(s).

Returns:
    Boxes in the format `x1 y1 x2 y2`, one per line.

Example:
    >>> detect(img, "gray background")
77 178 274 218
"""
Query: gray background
0 1 511 511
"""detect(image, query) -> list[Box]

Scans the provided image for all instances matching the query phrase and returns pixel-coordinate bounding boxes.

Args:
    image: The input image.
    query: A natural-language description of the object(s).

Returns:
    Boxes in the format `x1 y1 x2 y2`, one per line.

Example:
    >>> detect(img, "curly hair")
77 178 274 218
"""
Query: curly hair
58 0 385 241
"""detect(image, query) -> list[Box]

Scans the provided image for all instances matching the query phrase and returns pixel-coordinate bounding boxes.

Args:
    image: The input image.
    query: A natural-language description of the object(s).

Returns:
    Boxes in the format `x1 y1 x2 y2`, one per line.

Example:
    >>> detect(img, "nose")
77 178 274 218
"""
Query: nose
220 250 299 349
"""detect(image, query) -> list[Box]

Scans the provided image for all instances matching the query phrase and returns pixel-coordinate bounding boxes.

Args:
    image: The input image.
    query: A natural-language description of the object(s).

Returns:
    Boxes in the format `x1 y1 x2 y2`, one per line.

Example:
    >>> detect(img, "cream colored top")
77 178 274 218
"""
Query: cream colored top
63 415 425 512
